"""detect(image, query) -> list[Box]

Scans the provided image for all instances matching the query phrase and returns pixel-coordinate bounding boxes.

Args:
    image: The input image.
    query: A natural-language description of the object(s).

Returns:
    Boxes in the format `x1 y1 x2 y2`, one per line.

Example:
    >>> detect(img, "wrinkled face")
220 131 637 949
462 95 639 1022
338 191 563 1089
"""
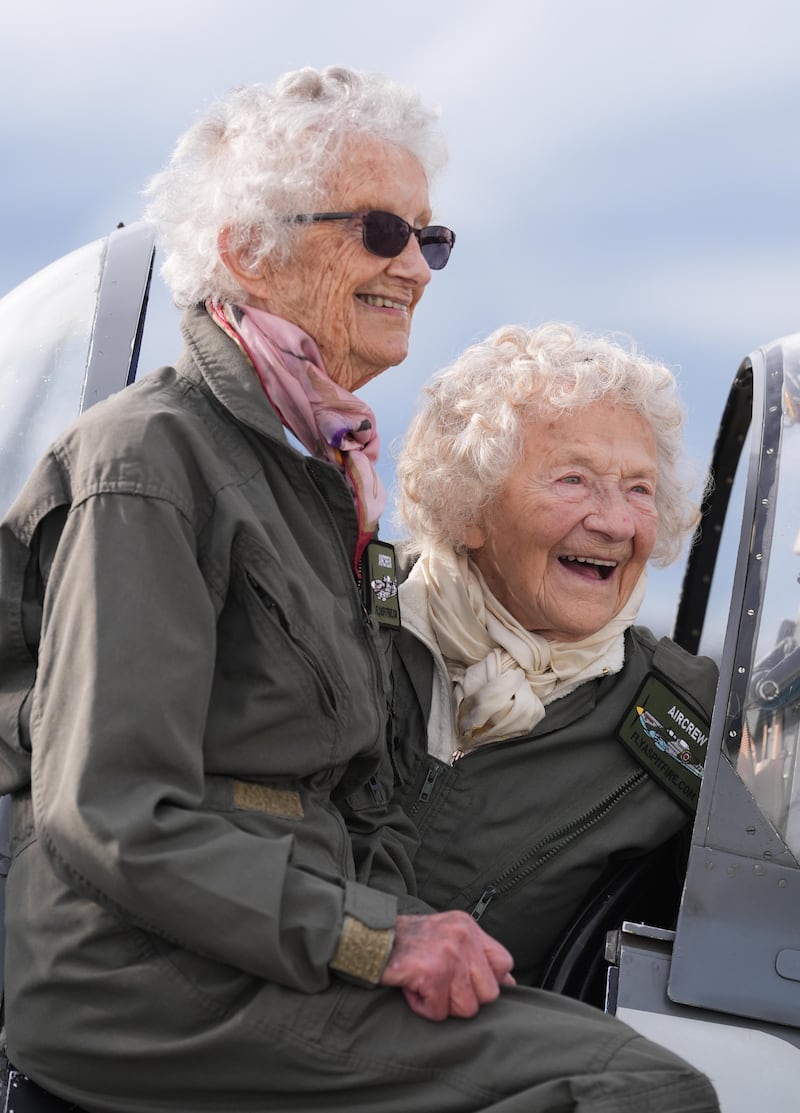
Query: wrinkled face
467 402 659 641
255 137 433 391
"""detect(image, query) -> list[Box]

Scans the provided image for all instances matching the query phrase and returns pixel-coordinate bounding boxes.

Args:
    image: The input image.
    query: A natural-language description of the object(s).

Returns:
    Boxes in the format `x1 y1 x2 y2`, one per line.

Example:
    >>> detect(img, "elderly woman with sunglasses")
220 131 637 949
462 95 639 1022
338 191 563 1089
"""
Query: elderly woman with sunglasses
0 70 719 1113
391 323 719 989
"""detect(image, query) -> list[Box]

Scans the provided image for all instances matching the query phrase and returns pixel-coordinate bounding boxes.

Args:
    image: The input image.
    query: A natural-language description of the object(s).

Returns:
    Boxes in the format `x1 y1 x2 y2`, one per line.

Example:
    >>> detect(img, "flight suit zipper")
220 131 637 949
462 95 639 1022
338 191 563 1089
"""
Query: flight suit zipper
304 458 389 875
409 763 444 816
469 769 647 921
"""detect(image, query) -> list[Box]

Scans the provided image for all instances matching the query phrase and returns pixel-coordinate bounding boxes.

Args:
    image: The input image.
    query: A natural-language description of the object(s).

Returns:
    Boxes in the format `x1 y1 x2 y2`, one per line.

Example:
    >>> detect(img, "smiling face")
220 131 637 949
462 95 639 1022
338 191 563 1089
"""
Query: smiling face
466 401 659 641
247 136 433 391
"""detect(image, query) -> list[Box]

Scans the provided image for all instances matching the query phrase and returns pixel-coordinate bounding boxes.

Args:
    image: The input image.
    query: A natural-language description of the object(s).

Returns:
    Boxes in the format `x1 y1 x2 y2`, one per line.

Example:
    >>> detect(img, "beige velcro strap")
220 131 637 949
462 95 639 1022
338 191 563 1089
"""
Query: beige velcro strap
329 914 394 985
232 781 304 819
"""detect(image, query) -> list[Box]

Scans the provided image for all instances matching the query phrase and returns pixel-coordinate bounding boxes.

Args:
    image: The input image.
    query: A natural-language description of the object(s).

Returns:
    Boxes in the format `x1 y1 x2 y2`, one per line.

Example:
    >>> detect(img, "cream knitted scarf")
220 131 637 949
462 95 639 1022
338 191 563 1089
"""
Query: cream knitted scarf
400 546 646 757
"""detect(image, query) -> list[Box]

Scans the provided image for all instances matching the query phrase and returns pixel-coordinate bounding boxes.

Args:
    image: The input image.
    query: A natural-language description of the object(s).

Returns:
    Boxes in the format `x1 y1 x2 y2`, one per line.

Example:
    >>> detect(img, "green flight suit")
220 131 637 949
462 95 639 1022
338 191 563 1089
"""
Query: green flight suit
0 307 718 1112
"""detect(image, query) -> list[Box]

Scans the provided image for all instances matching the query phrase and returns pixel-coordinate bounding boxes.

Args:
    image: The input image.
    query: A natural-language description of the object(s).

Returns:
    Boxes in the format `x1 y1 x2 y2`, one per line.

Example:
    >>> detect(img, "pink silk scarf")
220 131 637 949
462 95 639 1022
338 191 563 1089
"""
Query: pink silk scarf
207 301 385 572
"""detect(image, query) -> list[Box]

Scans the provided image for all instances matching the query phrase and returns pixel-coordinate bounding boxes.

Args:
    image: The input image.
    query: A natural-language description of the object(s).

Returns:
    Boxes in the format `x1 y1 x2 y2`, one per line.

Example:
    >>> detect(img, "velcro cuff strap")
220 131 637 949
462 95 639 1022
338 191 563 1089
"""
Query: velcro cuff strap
329 881 396 986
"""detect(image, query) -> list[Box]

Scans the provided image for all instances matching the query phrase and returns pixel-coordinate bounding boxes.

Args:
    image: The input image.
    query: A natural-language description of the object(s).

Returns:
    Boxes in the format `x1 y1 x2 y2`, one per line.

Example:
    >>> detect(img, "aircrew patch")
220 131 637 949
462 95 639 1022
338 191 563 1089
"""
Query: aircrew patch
618 675 711 812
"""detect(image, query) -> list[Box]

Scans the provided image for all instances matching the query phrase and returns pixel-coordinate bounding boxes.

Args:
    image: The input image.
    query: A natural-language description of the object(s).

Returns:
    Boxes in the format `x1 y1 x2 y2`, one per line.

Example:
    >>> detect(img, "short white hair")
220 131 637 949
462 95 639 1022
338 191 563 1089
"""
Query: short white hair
143 67 447 307
397 322 700 567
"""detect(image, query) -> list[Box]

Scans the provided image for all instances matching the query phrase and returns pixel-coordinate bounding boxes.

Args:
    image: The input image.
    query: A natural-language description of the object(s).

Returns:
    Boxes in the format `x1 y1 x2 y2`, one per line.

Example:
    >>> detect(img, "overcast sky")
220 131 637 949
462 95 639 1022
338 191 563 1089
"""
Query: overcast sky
3 0 800 640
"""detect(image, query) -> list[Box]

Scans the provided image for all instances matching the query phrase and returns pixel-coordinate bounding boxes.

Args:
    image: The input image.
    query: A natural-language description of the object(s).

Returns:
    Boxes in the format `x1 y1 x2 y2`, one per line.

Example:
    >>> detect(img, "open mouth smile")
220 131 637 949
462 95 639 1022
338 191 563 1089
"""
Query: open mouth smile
559 555 618 581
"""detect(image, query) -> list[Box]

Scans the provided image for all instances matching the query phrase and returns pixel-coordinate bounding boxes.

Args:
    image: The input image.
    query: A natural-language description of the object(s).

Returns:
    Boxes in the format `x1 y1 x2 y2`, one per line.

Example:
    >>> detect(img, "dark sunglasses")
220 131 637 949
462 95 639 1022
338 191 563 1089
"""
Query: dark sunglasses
288 210 456 270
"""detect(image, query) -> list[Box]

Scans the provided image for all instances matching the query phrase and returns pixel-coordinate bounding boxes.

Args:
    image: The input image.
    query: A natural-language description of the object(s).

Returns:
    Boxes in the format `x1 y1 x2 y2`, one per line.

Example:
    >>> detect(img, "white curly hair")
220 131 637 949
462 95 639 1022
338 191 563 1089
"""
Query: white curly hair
396 322 701 567
143 67 447 307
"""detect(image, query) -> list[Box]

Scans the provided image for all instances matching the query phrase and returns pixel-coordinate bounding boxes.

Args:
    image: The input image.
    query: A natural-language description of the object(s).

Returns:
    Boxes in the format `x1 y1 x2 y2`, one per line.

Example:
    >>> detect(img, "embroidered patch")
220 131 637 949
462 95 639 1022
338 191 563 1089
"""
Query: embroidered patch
618 675 710 813
361 540 400 628
232 781 304 819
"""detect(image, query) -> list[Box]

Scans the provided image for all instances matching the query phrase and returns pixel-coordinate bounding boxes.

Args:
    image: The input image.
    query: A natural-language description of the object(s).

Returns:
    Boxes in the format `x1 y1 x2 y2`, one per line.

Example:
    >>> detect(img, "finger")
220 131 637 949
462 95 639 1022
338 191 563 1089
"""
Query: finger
466 963 502 1009
448 970 482 1018
483 937 515 982
402 984 449 1022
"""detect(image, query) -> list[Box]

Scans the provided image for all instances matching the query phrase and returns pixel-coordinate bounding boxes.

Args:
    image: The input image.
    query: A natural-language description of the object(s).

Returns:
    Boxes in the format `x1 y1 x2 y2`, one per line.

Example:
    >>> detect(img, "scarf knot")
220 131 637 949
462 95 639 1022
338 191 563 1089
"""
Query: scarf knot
208 301 385 569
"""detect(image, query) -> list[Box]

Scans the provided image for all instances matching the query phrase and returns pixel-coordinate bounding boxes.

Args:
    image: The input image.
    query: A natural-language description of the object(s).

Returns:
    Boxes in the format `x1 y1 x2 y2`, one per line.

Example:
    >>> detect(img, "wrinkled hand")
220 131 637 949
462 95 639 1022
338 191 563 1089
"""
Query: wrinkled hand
379 911 516 1021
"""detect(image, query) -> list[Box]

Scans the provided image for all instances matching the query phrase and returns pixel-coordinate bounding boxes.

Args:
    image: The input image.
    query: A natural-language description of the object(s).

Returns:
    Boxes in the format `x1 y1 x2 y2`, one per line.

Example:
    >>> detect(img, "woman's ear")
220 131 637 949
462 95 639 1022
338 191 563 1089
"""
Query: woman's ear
217 227 271 302
462 523 488 552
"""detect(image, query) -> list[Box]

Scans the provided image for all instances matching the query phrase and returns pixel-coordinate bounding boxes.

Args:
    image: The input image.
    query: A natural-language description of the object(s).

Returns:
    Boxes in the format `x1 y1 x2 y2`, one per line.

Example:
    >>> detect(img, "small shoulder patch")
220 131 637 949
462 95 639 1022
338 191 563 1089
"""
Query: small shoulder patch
361 540 401 628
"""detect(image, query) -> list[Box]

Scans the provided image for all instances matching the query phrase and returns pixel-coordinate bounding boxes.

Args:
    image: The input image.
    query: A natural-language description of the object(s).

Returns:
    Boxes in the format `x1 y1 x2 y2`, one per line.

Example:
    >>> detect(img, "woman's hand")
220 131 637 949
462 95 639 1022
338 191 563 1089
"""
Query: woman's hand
379 911 516 1021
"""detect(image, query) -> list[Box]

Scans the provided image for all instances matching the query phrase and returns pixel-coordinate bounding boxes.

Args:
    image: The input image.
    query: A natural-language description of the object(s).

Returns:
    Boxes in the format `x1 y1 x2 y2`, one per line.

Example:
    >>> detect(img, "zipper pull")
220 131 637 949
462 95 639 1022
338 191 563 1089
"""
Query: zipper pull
471 886 497 921
417 764 442 804
367 775 386 805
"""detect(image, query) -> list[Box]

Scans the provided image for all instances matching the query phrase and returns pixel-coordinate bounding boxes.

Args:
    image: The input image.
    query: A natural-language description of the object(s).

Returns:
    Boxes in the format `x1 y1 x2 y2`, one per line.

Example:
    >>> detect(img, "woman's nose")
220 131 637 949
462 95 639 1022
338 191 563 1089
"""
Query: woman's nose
388 234 432 288
584 487 636 540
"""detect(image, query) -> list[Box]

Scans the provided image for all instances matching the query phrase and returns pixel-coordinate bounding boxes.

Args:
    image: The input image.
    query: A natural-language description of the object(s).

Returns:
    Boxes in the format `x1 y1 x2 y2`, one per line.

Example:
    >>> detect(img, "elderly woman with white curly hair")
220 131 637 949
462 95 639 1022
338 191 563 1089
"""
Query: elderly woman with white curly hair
0 69 721 1113
391 322 719 988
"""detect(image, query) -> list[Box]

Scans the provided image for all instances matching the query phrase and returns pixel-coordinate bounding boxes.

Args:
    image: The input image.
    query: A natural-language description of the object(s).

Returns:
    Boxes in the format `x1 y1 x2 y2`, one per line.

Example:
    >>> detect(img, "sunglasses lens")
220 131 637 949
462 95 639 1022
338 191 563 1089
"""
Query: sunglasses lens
362 211 410 258
419 226 455 270
360 212 455 270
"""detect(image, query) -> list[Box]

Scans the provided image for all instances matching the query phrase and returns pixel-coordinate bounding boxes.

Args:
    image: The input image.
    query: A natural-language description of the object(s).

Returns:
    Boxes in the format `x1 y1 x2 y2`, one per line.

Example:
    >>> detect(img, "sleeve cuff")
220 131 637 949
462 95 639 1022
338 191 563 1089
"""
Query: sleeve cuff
328 881 396 986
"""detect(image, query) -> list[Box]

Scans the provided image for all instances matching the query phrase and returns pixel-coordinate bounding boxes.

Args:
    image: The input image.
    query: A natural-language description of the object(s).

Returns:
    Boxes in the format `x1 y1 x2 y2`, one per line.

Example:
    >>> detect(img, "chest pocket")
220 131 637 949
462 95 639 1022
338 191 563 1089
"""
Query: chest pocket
207 535 350 776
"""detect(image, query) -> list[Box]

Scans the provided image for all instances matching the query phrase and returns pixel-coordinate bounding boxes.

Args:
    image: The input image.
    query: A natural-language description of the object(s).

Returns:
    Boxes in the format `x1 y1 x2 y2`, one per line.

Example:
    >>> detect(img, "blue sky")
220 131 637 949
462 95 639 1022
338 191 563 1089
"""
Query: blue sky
3 0 800 638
